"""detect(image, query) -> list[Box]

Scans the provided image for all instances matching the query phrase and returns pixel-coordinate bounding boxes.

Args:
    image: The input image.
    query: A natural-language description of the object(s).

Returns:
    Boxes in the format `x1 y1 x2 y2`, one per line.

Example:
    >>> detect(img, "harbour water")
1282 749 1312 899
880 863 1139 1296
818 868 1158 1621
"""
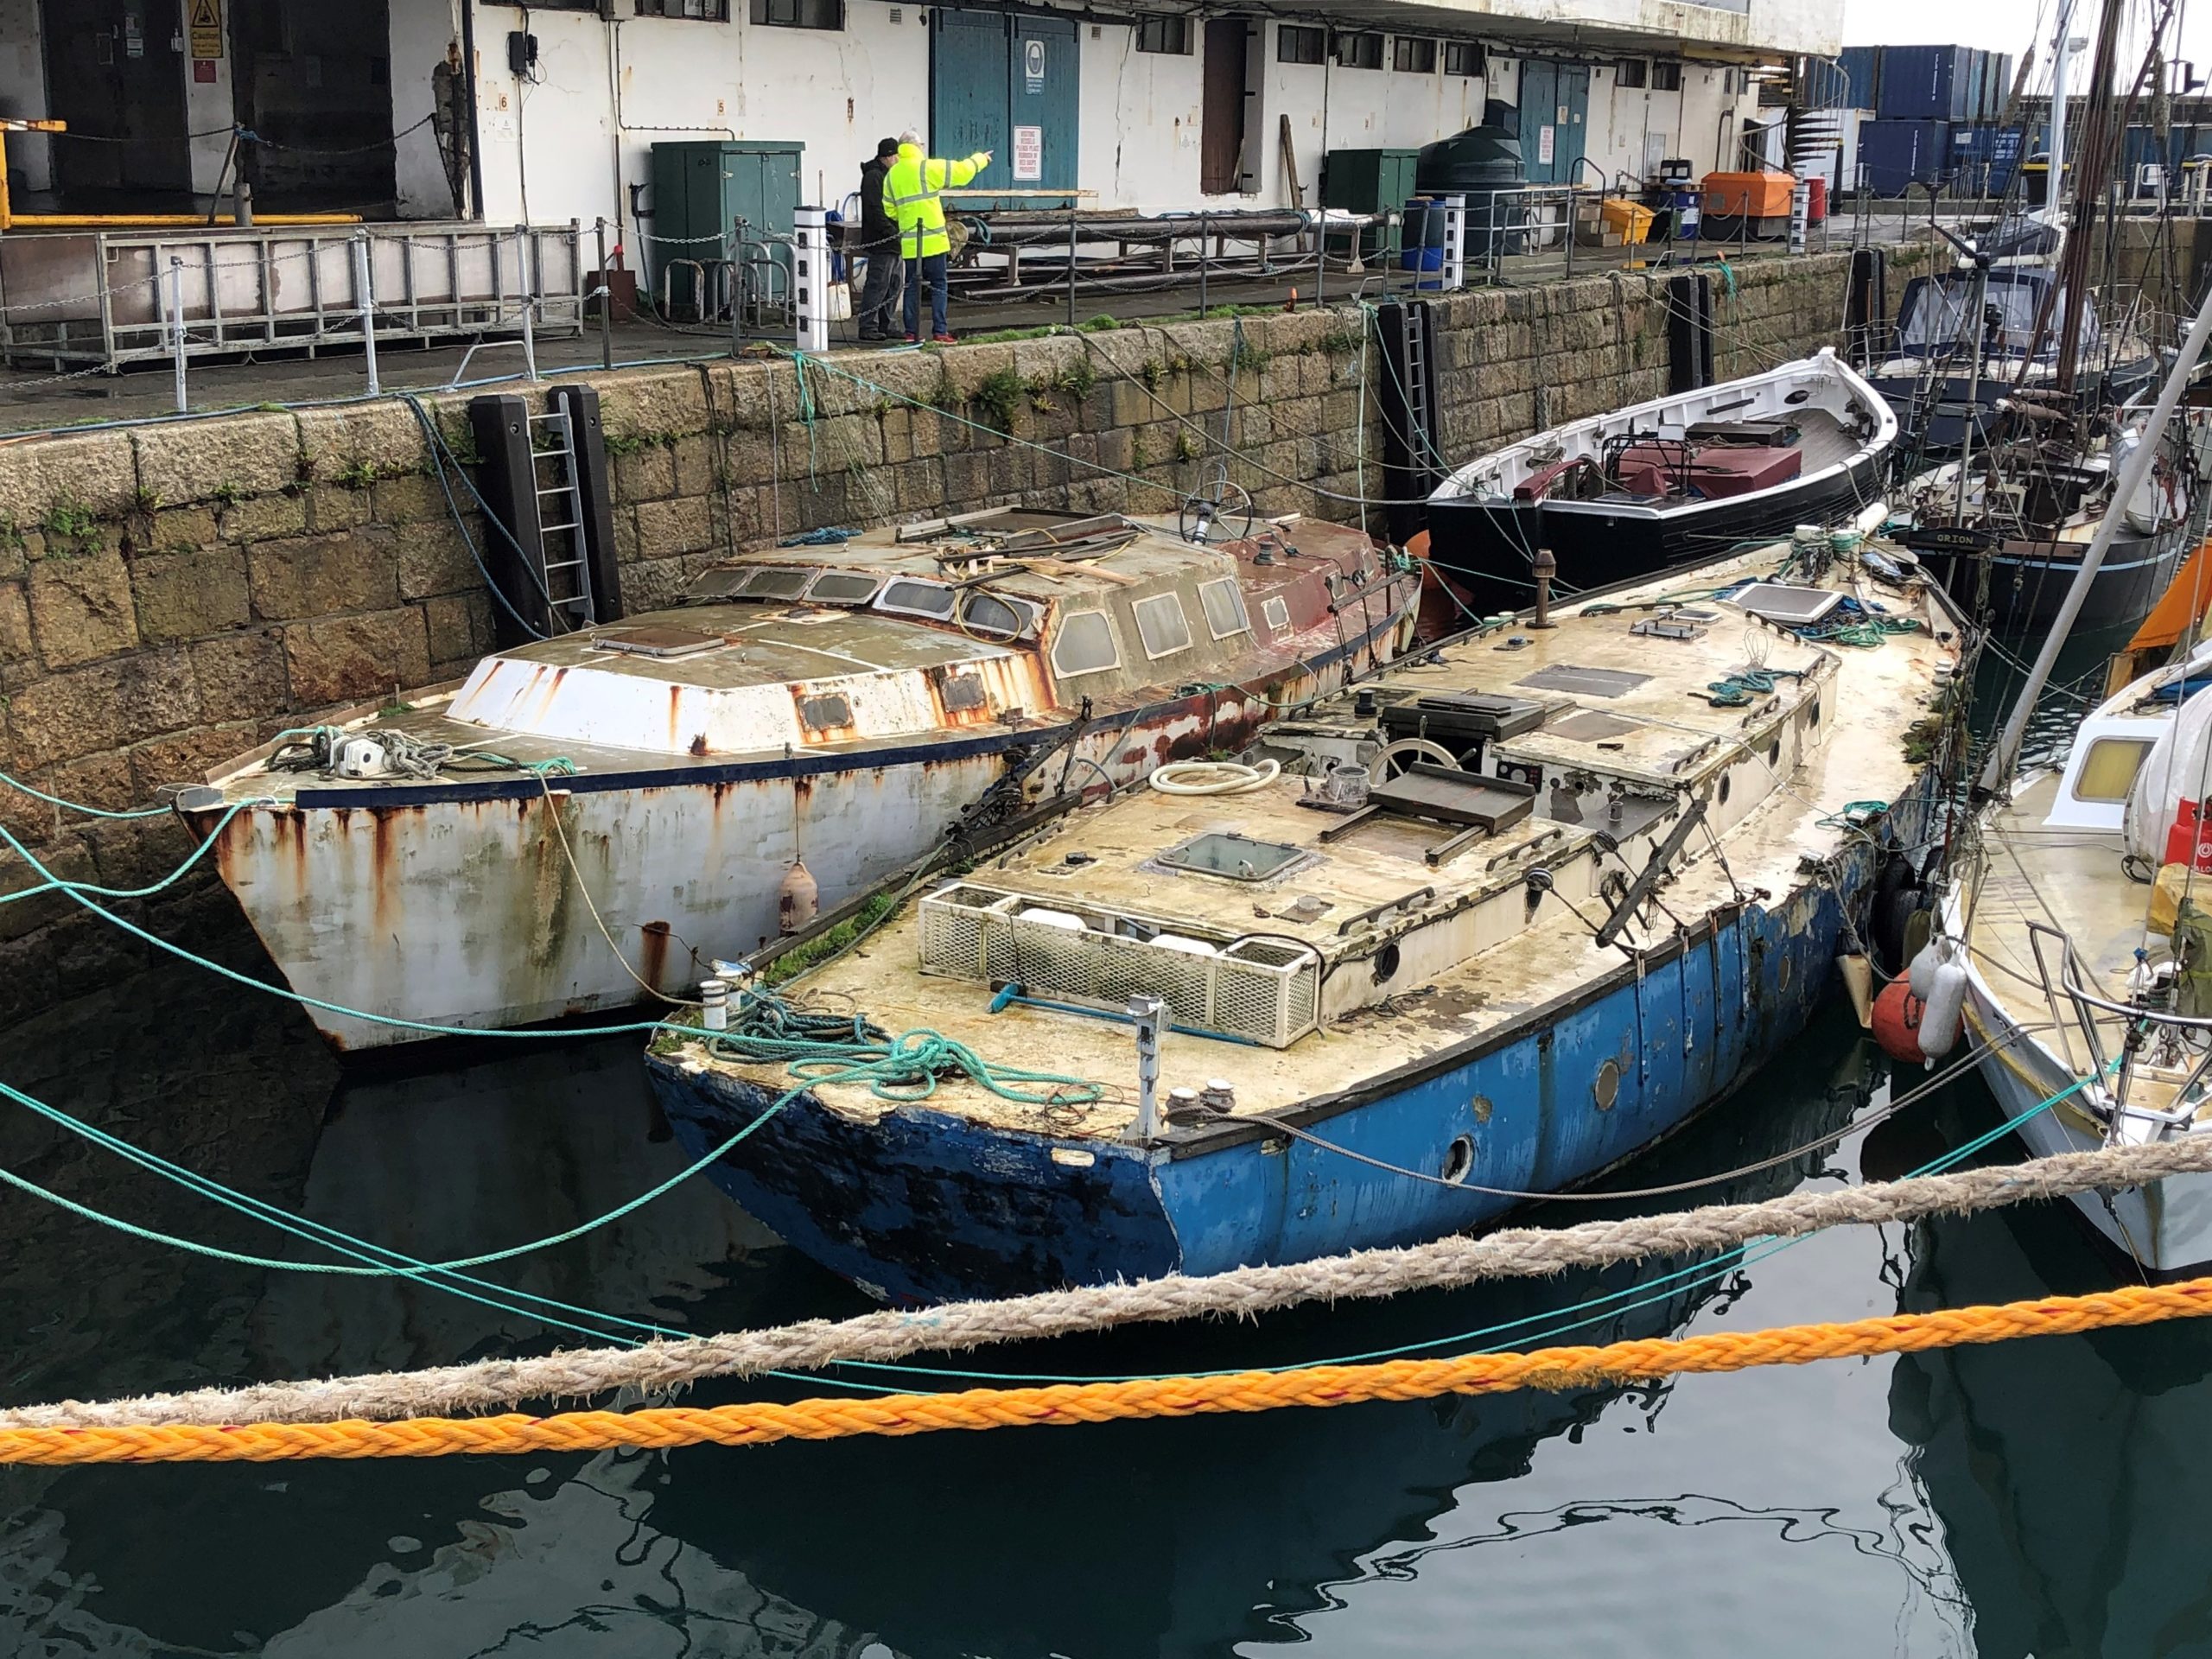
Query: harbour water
1 907 2207 1655
0 611 2198 1656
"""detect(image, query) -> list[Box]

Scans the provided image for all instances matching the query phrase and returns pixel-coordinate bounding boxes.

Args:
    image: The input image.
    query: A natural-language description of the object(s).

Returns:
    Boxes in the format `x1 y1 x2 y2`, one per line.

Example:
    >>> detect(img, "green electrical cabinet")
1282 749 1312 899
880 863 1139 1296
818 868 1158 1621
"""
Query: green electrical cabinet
648 140 805 318
1322 147 1421 261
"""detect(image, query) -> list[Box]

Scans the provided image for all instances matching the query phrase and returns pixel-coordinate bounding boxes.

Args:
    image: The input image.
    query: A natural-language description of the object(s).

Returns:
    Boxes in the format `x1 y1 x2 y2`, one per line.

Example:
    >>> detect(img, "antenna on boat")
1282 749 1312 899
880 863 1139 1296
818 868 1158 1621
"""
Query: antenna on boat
1977 274 2212 796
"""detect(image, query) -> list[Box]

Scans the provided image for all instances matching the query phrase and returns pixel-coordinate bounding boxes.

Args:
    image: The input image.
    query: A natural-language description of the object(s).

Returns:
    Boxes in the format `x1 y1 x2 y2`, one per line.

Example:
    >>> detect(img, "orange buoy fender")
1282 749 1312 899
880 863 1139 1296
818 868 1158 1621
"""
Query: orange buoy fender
1872 976 1927 1065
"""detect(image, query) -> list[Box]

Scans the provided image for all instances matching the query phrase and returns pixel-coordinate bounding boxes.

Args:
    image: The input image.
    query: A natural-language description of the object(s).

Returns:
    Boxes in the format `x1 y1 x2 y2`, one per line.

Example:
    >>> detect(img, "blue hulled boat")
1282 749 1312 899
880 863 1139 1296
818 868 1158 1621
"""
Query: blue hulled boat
647 537 1961 1303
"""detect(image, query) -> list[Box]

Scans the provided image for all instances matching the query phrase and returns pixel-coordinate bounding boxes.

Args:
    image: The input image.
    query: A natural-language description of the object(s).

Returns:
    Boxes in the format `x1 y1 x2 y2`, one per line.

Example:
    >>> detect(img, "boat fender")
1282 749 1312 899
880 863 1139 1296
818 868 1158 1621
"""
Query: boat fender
1872 976 1926 1065
1838 952 1874 1028
778 858 819 935
1907 934 1956 1001
1918 961 1968 1060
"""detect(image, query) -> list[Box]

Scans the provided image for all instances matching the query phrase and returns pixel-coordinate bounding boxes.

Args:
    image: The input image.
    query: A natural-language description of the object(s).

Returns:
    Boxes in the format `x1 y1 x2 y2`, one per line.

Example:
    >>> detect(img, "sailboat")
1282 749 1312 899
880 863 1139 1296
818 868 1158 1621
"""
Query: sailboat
1891 0 2195 635
1941 238 2212 1276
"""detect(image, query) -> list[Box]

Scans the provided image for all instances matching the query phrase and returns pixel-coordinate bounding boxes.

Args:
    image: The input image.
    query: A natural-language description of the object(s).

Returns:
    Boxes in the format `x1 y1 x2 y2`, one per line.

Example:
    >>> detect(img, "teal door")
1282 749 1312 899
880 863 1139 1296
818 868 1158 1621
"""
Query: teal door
1519 61 1589 184
930 9 1078 209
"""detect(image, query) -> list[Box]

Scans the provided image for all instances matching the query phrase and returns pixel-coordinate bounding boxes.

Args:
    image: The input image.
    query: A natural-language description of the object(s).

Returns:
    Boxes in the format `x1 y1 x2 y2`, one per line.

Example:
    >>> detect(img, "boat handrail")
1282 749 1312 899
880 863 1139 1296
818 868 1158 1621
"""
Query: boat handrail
2027 921 2212 1122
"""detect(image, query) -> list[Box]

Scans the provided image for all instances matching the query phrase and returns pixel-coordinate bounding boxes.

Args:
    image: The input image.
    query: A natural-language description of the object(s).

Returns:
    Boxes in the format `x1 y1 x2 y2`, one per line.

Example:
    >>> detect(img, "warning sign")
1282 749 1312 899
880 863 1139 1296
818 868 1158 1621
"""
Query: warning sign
1023 37 1046 93
1012 124 1042 181
189 0 223 60
1536 124 1555 166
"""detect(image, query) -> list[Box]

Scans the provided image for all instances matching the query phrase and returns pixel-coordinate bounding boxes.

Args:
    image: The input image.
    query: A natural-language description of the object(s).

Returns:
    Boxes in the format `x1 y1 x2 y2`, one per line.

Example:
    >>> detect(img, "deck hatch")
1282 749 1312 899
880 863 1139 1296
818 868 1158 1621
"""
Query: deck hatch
1154 831 1311 882
917 882 1322 1046
1515 664 1650 698
1731 582 1845 626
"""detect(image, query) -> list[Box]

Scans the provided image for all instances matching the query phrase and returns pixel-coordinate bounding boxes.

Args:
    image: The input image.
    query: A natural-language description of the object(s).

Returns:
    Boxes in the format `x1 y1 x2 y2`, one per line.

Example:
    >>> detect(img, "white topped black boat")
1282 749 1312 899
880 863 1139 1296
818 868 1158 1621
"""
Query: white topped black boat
1422 351 1897 615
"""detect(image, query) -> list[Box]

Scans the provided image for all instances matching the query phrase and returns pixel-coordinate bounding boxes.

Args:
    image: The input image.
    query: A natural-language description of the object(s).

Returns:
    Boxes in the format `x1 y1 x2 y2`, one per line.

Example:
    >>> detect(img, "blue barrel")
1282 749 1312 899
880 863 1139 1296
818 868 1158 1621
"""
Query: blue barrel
1671 186 1701 239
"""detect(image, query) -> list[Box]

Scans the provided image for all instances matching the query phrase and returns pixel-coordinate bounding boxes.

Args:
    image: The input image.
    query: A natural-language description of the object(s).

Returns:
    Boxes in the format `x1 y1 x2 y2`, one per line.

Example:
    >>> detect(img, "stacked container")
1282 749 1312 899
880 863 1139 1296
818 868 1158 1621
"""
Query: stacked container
1877 44 1977 122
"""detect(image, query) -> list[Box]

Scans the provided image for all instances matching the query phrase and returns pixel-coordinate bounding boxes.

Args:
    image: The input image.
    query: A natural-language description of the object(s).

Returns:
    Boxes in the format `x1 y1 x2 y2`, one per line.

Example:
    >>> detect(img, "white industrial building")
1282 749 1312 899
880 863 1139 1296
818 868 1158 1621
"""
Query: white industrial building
0 0 1838 235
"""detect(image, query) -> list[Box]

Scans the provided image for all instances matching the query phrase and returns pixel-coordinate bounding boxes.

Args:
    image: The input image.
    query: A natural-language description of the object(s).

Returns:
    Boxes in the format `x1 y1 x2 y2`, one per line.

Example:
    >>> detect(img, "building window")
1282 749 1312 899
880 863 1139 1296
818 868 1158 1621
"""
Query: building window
1392 37 1436 73
638 0 729 15
1616 58 1647 88
1652 60 1682 91
1277 24 1324 64
1444 41 1483 78
1332 31 1382 69
750 0 842 28
1135 16 1192 54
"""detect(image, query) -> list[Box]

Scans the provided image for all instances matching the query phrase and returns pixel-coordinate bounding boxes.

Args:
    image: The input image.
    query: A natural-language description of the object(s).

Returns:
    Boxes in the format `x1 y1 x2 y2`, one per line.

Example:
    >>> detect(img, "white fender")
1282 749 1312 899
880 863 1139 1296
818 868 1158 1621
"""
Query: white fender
1919 960 1968 1060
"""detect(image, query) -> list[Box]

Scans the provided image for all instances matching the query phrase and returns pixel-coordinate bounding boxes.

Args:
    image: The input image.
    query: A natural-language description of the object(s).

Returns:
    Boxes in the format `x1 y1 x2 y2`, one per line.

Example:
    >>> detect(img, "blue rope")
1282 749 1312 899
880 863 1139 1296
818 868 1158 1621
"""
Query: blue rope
0 769 175 820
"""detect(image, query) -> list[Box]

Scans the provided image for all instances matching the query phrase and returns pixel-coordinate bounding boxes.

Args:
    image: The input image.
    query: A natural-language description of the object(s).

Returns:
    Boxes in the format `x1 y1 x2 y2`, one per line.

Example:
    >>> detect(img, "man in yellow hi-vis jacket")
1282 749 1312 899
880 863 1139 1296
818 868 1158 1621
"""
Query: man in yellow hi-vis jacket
883 131 992 343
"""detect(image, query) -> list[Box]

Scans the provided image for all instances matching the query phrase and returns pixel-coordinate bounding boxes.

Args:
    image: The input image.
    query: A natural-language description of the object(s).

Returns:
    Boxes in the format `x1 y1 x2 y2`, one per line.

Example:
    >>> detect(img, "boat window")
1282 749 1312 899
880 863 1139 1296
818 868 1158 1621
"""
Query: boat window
961 591 1032 638
877 579 958 620
739 567 814 601
1896 276 2065 357
807 570 882 605
1133 592 1195 658
1051 610 1122 677
2075 737 2155 803
1262 594 1292 633
1198 577 1253 640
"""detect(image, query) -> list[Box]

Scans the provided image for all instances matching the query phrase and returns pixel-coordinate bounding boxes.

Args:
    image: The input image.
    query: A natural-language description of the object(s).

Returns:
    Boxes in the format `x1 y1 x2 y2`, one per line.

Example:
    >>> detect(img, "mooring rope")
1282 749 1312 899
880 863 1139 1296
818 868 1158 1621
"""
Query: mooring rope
11 1129 2206 1433
4 1274 2210 1465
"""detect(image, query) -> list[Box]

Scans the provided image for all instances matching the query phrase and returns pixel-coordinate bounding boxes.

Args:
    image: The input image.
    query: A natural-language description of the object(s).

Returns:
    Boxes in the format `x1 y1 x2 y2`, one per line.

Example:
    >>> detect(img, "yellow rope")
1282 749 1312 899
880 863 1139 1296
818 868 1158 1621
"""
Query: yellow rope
12 1274 2212 1465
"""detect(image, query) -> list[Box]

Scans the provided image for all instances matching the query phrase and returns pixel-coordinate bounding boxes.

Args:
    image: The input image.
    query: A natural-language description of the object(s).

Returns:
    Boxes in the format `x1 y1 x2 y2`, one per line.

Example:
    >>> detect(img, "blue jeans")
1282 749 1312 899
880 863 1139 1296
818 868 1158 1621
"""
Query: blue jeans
902 252 949 338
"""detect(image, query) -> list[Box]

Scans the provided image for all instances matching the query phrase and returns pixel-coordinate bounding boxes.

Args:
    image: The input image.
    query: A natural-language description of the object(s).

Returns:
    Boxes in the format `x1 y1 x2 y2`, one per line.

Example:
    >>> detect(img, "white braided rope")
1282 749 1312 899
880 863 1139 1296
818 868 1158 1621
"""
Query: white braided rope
7 1133 2210 1430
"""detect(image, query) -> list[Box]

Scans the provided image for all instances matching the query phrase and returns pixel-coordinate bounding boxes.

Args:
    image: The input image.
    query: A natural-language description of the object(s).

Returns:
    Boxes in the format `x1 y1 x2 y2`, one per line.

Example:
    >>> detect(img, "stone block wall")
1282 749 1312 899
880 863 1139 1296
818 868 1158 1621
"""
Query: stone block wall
0 245 1928 1024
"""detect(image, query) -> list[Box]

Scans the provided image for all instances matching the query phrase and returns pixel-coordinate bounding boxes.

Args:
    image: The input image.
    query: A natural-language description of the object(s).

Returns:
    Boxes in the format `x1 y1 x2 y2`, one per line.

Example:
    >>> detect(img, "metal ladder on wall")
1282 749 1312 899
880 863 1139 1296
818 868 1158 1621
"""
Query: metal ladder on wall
1399 303 1445 480
528 409 598 631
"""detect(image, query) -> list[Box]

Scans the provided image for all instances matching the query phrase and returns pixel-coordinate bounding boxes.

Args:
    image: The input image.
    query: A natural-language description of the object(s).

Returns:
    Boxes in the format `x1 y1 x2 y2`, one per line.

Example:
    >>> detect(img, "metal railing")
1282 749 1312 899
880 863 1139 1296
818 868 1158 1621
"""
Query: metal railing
0 219 586 375
2027 920 2212 1132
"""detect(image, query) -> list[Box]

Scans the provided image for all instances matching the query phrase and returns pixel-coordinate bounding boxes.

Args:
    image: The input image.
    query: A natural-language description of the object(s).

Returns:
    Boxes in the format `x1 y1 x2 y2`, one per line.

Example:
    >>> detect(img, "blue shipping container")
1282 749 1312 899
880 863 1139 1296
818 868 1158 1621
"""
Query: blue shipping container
1839 45 1881 112
1878 44 1976 122
1859 118 1950 194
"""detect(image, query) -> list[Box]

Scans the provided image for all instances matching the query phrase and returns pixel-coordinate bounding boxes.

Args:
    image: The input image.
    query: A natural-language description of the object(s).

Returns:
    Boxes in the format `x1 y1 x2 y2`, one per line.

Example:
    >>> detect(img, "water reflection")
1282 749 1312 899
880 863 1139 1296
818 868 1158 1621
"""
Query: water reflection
1 954 2209 1652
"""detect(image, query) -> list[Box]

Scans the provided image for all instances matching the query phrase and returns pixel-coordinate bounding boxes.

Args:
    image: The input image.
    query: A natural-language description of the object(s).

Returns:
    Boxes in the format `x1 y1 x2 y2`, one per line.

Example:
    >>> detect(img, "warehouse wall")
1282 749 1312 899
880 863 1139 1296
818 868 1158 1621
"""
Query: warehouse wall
0 245 1929 1025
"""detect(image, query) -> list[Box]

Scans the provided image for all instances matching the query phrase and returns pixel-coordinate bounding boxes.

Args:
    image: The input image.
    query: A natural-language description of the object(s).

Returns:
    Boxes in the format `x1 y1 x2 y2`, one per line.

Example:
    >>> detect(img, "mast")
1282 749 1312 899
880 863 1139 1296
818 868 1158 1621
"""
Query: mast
2055 0 2125 395
2045 0 2079 225
1977 275 2212 794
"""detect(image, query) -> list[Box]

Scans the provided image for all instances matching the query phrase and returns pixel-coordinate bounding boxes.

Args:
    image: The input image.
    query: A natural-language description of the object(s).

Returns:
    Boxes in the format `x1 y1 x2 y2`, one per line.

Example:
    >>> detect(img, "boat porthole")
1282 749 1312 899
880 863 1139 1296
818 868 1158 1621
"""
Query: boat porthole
1593 1059 1621 1111
1767 739 1781 768
1470 1093 1493 1123
1443 1135 1475 1184
1718 772 1732 806
1373 942 1402 984
1778 953 1794 991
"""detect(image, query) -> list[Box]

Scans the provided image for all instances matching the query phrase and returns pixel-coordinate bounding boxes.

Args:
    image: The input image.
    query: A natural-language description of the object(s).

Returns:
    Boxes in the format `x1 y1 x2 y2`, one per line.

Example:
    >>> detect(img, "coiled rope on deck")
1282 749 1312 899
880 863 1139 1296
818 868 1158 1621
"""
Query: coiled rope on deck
12 1129 2212 1433
5 1274 2212 1465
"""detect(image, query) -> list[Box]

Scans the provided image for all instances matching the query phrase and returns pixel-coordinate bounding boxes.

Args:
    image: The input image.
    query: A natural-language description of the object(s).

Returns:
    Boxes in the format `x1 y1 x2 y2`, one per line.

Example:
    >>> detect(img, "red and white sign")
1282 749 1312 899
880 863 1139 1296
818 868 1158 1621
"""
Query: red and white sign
1012 124 1043 182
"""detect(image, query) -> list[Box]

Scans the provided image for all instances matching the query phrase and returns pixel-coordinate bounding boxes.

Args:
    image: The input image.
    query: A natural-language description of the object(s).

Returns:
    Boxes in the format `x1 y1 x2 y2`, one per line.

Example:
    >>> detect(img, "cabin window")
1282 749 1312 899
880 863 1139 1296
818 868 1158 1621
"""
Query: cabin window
2075 737 2155 803
961 592 1026 638
1262 594 1292 633
877 579 957 619
740 567 813 601
1198 577 1252 640
1051 610 1122 677
1133 592 1195 658
807 571 881 605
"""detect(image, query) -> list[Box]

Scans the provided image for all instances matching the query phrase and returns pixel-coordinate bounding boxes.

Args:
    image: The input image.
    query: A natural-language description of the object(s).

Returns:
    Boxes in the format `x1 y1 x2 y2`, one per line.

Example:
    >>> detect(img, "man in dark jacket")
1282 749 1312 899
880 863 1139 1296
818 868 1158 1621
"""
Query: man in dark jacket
855 138 903 341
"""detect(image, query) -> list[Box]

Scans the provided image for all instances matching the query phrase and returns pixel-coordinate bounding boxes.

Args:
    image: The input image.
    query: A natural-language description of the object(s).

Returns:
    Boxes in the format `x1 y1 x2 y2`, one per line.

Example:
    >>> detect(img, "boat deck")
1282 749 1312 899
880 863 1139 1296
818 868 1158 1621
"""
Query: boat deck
1965 772 2190 1112
665 544 1960 1138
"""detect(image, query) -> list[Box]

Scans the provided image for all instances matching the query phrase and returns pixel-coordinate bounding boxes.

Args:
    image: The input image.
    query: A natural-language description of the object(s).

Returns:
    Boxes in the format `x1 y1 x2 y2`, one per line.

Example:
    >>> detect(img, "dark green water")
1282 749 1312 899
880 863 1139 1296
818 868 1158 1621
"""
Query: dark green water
1 931 2207 1657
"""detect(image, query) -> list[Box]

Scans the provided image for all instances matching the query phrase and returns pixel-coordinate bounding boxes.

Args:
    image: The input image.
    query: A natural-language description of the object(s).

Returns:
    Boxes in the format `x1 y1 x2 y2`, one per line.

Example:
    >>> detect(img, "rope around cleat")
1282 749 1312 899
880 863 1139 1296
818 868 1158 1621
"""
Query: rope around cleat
6 1275 2212 1465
